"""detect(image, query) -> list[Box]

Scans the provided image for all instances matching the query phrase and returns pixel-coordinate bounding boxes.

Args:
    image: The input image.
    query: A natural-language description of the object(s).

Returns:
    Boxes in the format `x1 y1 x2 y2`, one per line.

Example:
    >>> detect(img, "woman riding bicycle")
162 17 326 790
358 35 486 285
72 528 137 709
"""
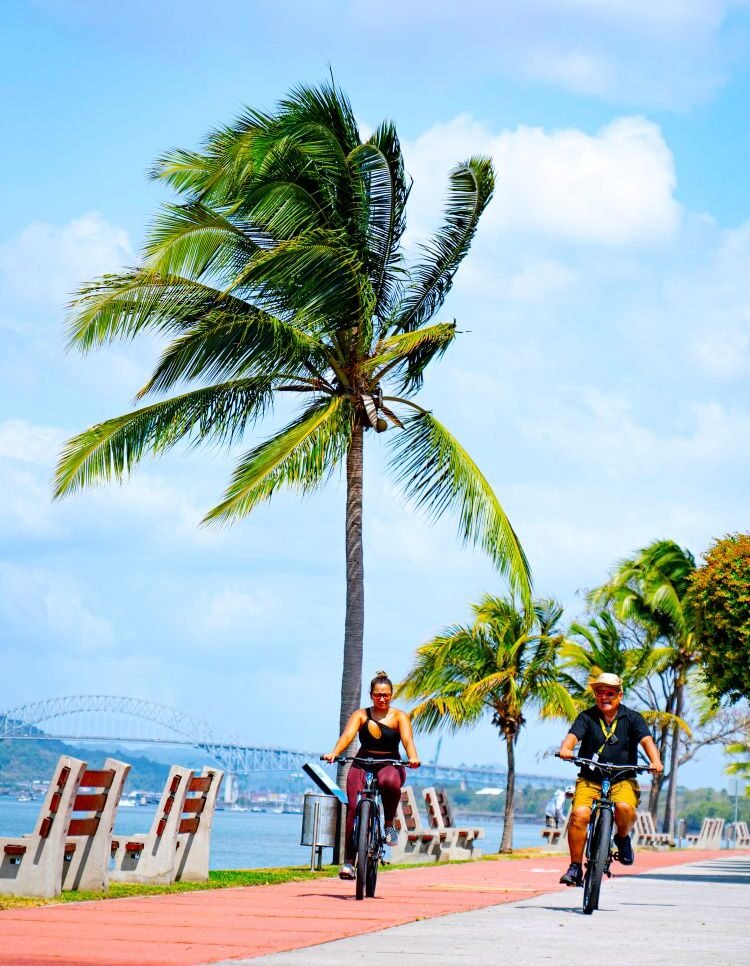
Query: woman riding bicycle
323 670 421 880
557 672 663 887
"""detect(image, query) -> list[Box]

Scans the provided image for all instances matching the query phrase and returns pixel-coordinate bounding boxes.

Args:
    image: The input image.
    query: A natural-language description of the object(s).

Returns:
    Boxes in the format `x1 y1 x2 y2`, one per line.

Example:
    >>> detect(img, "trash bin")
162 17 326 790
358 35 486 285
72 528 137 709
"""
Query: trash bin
301 792 340 869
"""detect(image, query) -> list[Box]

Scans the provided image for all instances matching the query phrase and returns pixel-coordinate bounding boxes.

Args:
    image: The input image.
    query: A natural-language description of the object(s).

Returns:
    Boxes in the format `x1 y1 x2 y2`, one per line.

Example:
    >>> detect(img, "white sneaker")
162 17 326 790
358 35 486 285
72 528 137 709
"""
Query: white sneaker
384 825 399 846
338 862 355 880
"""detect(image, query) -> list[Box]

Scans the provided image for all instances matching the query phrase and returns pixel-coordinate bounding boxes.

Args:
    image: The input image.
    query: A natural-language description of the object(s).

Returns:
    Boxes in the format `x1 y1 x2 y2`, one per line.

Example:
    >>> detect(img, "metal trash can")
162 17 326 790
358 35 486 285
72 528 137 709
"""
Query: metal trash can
301 792 340 869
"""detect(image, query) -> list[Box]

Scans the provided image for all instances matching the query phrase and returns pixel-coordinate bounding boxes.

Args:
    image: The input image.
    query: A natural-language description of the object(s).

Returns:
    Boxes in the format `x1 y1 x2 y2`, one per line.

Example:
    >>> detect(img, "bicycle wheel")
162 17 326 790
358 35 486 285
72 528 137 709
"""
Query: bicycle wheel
583 807 613 915
365 817 380 898
355 799 372 901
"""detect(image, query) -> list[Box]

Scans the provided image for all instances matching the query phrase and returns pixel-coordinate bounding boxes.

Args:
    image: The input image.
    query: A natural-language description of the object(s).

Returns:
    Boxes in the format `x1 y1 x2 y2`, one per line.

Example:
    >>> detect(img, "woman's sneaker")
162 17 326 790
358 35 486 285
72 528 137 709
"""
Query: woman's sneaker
559 862 583 886
614 834 634 865
384 825 399 846
338 862 355 880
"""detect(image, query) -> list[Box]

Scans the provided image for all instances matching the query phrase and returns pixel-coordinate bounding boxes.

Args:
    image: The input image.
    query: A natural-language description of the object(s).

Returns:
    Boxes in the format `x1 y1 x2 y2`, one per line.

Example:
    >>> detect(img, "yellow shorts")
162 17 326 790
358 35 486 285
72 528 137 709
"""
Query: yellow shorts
572 777 640 811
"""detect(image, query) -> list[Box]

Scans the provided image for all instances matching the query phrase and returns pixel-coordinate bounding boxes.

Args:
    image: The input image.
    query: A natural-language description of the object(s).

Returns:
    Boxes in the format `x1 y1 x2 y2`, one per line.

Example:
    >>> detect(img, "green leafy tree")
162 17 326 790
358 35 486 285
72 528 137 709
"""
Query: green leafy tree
398 595 574 852
691 533 750 704
590 539 698 838
53 83 531 748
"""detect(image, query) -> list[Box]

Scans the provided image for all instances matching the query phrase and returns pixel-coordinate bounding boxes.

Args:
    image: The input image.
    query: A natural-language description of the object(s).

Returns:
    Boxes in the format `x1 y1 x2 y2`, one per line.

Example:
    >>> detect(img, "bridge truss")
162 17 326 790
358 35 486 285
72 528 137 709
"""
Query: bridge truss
0 695 560 788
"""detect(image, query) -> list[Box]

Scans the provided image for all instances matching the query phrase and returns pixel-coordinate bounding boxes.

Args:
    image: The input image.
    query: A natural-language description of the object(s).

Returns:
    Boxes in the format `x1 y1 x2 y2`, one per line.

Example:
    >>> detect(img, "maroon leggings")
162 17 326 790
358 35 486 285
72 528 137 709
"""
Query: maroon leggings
345 762 405 862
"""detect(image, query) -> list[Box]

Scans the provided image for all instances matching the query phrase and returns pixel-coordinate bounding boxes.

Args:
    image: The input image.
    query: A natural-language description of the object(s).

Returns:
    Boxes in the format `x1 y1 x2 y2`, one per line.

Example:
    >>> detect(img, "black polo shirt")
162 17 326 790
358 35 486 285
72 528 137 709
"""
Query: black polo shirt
568 704 651 781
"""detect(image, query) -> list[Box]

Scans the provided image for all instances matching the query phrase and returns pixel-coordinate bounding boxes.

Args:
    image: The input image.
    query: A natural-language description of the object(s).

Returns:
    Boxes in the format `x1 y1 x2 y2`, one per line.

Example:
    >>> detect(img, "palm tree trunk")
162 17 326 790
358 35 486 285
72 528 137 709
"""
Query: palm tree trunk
648 727 669 819
663 679 684 840
500 733 515 853
336 423 364 787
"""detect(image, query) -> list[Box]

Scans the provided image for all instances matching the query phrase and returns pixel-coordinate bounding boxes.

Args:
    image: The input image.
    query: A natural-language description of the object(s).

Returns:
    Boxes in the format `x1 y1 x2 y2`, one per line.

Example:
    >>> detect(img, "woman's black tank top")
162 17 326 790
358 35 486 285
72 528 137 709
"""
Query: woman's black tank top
355 708 401 758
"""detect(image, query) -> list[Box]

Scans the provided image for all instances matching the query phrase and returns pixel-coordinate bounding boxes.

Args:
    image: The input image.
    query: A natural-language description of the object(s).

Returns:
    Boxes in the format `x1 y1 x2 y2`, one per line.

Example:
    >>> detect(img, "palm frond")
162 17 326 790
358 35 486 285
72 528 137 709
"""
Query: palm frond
136 311 328 398
393 156 494 333
387 412 531 604
66 270 254 351
203 396 351 525
144 202 265 281
53 378 274 497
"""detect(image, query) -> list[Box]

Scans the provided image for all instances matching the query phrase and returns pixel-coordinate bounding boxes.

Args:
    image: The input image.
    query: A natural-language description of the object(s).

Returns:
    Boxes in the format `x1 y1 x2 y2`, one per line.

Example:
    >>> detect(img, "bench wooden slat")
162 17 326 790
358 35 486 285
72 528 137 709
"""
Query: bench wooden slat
125 841 144 854
81 769 115 789
73 793 108 812
183 798 206 814
4 844 26 856
189 776 213 792
39 816 53 838
64 843 76 855
179 817 200 835
49 791 63 814
57 766 71 788
68 817 100 837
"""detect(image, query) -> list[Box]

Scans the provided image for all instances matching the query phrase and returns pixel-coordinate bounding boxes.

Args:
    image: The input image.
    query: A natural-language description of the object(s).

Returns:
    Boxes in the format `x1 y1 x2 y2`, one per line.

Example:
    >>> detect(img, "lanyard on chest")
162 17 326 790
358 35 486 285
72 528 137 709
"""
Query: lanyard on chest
594 716 618 758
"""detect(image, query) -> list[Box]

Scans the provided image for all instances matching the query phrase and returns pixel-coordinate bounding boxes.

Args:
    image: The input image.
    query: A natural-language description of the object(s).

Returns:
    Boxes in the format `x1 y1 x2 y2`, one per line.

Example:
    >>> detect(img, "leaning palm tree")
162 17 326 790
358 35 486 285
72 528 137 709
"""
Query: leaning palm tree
590 539 698 837
53 82 531 747
398 595 575 852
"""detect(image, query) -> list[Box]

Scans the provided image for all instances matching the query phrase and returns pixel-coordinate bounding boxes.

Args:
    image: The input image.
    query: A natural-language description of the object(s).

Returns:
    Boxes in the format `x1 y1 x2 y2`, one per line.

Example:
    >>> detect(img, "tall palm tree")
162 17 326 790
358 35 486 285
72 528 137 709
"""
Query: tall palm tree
590 539 698 837
53 82 531 749
398 595 575 852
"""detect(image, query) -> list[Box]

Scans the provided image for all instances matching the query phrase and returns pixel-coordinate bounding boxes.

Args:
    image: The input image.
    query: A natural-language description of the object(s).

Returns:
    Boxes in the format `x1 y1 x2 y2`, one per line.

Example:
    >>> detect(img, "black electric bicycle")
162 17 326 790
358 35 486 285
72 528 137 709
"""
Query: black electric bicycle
557 755 651 914
327 756 408 901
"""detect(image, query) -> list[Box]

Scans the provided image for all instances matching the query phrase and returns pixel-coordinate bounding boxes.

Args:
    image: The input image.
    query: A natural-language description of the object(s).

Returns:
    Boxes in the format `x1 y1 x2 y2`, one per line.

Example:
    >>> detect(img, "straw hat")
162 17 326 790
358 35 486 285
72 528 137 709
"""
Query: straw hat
590 672 623 692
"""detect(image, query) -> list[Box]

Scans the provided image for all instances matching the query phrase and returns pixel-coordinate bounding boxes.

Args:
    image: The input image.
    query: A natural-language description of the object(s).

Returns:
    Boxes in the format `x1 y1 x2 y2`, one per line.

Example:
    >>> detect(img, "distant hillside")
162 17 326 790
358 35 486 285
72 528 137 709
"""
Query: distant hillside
0 737 206 793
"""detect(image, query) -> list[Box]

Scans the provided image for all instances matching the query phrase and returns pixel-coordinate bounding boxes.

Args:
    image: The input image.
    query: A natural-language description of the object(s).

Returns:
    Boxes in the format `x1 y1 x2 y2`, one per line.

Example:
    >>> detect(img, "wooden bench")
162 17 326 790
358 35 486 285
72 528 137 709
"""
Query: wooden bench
390 787 444 864
541 809 570 849
0 755 88 898
61 758 131 892
173 767 224 883
635 810 670 848
422 787 483 860
111 765 193 884
686 817 725 849
732 821 750 848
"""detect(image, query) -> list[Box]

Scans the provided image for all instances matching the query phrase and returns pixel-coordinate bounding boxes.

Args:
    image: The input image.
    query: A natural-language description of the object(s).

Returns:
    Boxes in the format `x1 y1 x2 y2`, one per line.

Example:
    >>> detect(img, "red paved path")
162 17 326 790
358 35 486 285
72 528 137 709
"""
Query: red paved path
0 850 726 966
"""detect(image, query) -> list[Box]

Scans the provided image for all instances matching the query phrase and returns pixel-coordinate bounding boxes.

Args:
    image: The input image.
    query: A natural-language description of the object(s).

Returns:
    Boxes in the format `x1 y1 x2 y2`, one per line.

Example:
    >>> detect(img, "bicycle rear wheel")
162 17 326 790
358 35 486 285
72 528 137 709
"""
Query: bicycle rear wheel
355 799 372 901
583 807 612 914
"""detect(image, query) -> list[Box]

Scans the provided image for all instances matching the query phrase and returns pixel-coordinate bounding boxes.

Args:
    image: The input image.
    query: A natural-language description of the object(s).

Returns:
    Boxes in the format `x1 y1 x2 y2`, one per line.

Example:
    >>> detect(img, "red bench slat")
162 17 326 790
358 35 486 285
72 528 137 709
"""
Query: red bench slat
68 817 100 836
189 776 213 792
73 793 108 812
4 845 26 856
179 817 200 835
81 769 115 789
183 798 206 814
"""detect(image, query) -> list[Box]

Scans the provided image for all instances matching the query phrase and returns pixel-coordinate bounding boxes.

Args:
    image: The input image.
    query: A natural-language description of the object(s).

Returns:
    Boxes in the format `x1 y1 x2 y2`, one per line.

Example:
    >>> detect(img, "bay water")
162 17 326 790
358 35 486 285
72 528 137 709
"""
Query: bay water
0 799 544 869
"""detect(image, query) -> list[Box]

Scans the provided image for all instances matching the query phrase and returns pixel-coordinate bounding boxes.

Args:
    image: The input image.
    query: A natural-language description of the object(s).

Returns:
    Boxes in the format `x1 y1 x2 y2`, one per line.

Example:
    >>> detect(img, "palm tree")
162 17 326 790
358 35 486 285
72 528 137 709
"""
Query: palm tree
398 595 575 852
590 539 698 837
53 82 531 750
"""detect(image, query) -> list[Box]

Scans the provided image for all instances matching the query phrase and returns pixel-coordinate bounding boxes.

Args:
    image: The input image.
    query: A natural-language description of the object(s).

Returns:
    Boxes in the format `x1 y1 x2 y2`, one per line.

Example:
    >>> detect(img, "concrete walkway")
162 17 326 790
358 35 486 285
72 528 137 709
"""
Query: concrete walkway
0 850 744 965
241 854 750 966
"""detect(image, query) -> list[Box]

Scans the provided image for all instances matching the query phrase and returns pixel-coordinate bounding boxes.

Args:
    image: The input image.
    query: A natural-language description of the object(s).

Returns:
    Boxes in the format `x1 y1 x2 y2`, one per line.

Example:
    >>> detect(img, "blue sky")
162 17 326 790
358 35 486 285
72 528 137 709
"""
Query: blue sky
1 0 748 788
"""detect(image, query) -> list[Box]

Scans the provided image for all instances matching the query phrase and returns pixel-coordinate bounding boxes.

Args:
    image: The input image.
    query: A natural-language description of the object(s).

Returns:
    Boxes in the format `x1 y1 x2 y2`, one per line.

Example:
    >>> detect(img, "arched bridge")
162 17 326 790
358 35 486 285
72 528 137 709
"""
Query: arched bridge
0 695 560 788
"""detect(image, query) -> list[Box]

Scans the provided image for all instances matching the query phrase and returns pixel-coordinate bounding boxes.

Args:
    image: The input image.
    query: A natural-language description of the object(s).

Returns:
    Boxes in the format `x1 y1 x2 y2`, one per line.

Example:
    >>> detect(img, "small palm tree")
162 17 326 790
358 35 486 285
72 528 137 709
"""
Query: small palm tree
53 82 531 744
590 539 698 836
398 595 575 852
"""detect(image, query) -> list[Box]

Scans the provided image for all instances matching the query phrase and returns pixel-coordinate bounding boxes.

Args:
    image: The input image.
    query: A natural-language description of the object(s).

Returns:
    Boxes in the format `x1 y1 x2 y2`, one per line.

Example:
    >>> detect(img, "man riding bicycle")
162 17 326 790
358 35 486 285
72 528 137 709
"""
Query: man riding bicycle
557 672 663 887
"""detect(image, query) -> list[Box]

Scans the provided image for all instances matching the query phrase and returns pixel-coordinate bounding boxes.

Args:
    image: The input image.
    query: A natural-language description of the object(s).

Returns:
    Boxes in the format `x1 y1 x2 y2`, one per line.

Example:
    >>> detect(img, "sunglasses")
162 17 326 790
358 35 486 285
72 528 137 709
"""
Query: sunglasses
595 689 621 698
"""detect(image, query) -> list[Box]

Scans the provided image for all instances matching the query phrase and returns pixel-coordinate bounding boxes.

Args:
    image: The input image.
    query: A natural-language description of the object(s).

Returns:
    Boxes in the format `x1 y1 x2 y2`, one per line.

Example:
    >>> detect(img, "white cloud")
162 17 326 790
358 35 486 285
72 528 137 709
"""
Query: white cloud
196 587 268 635
0 564 115 655
0 212 131 308
0 419 65 464
405 115 681 248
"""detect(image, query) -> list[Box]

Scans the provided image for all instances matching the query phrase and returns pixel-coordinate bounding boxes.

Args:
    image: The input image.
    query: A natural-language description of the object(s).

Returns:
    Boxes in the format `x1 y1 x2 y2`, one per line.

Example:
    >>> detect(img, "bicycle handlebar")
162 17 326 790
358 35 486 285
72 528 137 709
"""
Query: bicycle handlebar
321 756 411 766
554 752 652 774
